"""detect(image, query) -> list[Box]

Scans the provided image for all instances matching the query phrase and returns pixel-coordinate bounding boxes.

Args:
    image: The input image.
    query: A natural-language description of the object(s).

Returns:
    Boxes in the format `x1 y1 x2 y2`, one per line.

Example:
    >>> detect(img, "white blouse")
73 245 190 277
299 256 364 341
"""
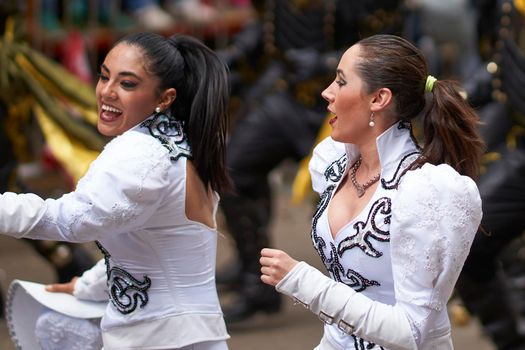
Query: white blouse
276 122 482 350
0 114 229 349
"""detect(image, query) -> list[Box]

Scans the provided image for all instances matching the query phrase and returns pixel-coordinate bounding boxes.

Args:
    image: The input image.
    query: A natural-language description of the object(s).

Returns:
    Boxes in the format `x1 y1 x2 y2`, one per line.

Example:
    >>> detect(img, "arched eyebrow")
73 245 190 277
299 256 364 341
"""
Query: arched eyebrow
100 63 142 81
336 69 346 79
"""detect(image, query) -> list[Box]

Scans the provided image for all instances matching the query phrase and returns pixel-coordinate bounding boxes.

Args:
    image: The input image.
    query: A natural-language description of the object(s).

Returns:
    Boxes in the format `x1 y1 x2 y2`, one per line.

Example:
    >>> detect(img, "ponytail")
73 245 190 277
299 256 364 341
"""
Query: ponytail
169 35 232 193
420 80 485 179
356 34 485 180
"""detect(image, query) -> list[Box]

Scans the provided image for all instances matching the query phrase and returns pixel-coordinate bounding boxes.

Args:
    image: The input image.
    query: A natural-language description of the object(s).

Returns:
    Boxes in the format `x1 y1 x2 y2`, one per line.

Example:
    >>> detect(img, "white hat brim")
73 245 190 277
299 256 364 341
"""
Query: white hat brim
5 279 107 349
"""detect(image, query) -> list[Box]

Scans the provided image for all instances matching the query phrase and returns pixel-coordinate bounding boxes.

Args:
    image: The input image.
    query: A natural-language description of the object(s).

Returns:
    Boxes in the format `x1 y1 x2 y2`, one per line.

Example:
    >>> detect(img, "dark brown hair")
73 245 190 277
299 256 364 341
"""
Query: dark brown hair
355 34 485 179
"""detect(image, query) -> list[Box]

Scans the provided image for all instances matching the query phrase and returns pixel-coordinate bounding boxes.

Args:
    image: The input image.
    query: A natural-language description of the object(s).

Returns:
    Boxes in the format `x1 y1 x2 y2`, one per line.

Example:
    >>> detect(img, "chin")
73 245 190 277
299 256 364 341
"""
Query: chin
330 131 343 143
97 124 118 137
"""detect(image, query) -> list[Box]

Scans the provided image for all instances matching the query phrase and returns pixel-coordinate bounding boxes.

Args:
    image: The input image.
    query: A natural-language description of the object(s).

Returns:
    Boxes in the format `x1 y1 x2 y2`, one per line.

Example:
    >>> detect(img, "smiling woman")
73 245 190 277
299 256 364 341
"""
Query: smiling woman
95 42 173 137
0 32 231 350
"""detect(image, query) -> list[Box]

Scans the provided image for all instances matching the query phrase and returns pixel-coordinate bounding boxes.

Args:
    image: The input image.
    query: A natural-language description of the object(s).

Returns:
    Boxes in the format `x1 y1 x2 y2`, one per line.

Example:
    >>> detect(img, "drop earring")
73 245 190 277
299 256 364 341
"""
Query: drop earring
369 112 375 127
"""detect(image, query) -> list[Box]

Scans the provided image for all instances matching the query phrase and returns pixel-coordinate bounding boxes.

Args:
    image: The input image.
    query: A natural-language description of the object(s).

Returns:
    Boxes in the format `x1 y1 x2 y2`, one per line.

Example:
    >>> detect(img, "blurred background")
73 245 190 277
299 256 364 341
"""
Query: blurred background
1 0 524 349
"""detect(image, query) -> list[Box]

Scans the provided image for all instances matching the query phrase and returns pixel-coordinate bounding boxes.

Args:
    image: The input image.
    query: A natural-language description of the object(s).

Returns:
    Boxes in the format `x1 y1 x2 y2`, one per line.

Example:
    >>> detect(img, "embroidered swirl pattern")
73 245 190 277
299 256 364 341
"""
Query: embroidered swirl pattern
338 197 392 258
140 112 192 161
324 154 347 183
311 156 380 292
351 334 385 350
108 267 152 314
96 241 152 315
380 152 420 190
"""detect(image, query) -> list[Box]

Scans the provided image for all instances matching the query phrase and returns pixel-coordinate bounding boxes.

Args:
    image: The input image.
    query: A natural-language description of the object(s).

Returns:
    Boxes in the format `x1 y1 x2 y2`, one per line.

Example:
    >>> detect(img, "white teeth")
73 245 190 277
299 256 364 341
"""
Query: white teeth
102 105 122 113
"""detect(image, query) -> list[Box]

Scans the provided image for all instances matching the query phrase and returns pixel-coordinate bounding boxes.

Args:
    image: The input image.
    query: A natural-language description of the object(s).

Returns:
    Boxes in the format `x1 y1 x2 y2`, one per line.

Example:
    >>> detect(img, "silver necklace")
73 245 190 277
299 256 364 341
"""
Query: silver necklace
350 157 381 198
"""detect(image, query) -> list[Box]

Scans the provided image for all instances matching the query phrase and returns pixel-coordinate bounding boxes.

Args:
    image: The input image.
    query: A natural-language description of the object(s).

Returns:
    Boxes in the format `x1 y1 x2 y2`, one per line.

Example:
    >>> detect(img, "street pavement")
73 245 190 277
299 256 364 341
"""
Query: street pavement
0 168 496 350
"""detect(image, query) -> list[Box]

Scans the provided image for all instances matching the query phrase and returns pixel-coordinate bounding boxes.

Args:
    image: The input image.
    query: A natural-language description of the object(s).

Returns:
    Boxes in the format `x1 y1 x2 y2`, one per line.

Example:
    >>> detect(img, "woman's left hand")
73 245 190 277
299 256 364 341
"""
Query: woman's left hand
45 277 78 295
260 248 299 287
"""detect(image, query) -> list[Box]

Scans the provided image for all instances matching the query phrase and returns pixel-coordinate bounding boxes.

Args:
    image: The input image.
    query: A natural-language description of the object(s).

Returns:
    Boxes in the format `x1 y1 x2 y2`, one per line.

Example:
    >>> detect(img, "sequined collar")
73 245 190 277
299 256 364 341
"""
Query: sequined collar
344 121 420 170
134 113 192 161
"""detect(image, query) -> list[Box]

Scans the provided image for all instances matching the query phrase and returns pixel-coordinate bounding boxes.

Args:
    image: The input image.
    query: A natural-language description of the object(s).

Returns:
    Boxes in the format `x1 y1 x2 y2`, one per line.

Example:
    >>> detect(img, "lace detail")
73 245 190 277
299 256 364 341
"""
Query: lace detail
34 131 171 241
396 234 417 280
391 163 482 340
35 311 102 350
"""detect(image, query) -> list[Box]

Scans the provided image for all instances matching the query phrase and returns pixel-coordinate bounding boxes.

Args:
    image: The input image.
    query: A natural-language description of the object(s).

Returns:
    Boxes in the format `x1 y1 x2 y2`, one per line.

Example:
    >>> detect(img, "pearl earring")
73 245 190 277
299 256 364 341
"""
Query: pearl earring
155 106 161 113
369 112 375 127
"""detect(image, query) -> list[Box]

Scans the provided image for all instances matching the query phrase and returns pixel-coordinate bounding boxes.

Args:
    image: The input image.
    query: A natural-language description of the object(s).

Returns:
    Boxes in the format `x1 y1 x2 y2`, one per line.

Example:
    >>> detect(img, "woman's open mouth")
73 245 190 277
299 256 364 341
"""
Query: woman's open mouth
100 104 122 122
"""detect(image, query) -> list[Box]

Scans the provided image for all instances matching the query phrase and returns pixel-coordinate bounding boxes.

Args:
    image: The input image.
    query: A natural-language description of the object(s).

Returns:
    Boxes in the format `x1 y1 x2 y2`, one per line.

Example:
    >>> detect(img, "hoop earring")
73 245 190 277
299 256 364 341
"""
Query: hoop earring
369 112 375 127
155 106 162 113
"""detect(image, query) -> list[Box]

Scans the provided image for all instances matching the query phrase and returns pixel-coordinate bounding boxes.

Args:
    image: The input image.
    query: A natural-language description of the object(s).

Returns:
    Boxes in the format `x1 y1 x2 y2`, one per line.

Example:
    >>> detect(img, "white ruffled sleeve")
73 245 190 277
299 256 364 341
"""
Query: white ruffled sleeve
308 136 347 195
0 131 171 242
389 163 482 344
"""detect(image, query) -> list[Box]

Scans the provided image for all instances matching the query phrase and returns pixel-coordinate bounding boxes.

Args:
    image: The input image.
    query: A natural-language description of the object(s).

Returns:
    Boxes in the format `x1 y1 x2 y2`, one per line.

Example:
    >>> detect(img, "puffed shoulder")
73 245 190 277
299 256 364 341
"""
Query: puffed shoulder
101 130 171 164
77 131 173 191
308 136 347 195
390 163 482 311
396 163 482 225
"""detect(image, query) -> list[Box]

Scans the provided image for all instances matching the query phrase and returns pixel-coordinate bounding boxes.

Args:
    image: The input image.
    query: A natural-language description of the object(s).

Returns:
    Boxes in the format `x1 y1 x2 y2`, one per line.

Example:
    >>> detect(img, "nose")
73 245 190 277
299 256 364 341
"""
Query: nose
321 85 333 103
98 81 117 101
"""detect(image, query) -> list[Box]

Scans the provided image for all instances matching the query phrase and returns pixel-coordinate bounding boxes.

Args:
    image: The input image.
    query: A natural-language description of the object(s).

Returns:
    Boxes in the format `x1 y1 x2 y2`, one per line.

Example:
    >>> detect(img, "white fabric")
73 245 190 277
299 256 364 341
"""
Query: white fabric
0 192 45 236
35 311 103 350
177 340 229 350
277 122 482 350
0 117 229 349
74 259 108 301
5 280 106 350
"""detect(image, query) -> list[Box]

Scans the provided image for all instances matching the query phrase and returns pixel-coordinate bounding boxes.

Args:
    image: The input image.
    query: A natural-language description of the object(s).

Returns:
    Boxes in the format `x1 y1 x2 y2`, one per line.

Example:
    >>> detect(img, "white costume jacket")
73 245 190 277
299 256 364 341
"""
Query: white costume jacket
276 122 482 350
0 113 229 349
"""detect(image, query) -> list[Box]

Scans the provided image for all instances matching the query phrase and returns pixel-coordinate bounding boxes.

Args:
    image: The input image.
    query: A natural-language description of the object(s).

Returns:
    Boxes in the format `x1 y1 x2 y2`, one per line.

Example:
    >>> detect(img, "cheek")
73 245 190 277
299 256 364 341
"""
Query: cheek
94 84 102 100
127 91 154 111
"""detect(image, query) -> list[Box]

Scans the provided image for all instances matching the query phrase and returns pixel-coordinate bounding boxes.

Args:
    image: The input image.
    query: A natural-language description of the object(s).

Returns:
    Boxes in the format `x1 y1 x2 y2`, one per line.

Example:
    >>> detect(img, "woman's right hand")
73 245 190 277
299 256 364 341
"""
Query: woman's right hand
260 248 299 287
45 276 78 295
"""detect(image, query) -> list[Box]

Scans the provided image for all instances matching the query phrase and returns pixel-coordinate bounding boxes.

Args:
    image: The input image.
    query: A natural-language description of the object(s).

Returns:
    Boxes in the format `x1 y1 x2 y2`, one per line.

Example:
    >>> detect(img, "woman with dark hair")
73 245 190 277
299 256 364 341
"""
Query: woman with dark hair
260 34 484 349
0 32 231 350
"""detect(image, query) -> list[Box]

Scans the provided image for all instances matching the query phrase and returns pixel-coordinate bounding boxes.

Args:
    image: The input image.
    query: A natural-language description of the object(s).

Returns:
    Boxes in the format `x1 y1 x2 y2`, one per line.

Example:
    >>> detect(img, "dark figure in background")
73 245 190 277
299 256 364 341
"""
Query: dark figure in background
218 0 405 323
455 0 525 348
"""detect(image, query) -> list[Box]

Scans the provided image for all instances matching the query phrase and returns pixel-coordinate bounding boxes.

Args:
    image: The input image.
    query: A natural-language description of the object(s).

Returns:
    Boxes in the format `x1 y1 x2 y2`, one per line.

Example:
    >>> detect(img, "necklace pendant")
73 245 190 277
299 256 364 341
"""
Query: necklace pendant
356 187 365 198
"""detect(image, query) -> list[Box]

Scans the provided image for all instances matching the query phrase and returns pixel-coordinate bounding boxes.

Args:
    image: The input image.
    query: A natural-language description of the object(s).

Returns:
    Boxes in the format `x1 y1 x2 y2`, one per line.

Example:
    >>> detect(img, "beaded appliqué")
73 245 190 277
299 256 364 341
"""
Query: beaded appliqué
140 112 192 161
380 152 420 190
324 154 347 183
311 184 380 292
351 334 385 350
338 197 391 258
96 241 151 315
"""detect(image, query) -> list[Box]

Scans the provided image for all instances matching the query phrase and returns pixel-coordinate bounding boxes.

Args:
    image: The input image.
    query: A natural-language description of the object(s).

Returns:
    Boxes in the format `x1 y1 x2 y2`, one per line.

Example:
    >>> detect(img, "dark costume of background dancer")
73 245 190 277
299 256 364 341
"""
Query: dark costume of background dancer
455 0 525 348
217 0 405 323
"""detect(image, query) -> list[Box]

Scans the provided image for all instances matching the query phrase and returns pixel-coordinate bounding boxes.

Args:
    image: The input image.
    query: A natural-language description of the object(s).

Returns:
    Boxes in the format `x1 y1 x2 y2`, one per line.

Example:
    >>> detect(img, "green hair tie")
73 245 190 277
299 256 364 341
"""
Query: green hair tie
425 75 437 93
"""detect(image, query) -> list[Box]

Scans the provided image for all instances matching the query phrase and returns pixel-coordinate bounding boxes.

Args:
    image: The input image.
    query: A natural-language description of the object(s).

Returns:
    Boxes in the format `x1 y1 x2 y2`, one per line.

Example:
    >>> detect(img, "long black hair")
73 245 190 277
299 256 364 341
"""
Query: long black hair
115 32 231 192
